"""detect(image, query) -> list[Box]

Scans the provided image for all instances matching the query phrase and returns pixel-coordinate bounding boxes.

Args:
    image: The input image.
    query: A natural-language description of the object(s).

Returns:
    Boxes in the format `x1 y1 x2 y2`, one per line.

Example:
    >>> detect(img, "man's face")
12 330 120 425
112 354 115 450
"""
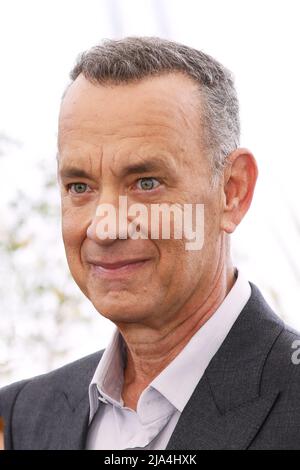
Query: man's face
57 73 223 329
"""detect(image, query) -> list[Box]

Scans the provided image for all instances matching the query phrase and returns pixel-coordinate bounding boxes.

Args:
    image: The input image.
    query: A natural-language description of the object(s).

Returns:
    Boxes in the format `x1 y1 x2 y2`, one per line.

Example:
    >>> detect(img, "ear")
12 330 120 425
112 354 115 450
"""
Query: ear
220 148 258 233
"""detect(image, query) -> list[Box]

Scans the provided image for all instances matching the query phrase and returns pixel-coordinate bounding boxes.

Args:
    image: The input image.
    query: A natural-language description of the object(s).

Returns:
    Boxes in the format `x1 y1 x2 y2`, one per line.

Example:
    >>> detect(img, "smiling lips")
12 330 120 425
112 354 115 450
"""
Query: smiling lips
89 258 151 276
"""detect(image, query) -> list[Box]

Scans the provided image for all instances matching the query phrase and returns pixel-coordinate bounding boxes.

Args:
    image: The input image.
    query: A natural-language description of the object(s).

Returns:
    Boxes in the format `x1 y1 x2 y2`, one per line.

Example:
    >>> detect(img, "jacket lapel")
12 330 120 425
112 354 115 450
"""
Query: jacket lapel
166 375 280 450
45 389 90 449
47 351 103 450
167 282 284 450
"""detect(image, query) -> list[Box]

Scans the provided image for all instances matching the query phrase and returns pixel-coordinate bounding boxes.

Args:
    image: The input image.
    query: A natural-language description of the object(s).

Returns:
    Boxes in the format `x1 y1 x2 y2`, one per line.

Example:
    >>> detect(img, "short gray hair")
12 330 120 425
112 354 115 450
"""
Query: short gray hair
68 36 240 176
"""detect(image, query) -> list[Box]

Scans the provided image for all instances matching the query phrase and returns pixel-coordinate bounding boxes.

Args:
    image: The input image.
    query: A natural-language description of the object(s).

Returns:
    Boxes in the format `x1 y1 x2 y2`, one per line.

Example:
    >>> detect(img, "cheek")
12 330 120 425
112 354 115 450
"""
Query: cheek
62 212 89 295
157 239 202 285
62 218 79 247
61 209 86 264
154 240 205 313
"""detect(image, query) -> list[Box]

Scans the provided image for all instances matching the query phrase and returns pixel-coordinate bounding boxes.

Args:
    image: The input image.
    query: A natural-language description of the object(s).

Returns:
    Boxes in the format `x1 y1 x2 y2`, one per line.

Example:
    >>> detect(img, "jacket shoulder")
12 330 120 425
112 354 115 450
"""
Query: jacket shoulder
0 349 103 398
0 379 30 421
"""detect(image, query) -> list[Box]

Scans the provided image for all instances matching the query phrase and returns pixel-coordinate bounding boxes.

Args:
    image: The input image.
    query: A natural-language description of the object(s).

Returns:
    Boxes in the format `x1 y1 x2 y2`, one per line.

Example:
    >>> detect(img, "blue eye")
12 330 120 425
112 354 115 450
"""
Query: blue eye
137 177 160 191
68 182 89 194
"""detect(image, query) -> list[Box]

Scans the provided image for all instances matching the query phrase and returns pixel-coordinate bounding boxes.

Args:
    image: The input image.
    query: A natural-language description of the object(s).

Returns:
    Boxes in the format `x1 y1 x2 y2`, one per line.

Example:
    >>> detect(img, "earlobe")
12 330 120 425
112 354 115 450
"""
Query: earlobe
220 218 237 234
220 198 239 233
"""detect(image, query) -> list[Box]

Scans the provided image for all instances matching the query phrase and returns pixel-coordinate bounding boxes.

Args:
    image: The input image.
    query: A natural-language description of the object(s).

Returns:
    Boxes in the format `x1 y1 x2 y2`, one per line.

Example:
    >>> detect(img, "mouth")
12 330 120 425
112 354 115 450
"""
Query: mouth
88 258 151 279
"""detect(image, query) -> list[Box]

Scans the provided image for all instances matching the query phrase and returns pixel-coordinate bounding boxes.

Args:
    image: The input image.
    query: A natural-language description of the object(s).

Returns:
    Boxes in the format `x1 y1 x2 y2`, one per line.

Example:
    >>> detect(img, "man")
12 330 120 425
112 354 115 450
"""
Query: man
1 36 300 450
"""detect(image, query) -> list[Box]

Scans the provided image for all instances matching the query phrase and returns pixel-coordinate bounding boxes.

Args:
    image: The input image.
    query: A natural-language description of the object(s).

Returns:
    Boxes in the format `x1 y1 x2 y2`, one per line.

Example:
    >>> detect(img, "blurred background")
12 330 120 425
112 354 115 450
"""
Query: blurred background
1 0 300 386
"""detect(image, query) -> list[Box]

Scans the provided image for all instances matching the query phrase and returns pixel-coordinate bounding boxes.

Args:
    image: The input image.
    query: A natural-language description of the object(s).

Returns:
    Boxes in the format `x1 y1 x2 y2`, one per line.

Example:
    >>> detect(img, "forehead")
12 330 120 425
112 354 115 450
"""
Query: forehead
59 73 200 141
57 73 207 179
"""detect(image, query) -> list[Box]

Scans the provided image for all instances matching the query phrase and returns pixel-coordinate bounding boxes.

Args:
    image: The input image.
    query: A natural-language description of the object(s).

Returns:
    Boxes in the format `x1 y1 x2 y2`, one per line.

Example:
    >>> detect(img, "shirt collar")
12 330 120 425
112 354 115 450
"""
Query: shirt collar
88 326 125 422
150 268 251 411
88 268 251 422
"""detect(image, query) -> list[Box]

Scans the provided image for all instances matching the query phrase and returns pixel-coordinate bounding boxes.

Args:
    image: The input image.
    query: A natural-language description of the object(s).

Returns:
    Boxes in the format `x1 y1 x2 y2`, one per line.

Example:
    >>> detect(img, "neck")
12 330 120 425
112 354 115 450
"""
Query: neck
117 252 236 409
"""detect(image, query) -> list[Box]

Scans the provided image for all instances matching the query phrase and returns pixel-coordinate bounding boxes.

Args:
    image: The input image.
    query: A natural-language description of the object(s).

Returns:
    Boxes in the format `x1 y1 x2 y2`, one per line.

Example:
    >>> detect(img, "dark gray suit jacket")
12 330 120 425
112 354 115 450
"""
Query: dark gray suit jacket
1 282 300 450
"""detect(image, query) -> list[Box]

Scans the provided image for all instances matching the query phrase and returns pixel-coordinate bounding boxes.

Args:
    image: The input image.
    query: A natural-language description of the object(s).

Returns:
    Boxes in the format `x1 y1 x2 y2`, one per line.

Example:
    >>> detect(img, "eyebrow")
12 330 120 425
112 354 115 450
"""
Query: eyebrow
58 157 177 180
118 158 176 178
58 167 92 179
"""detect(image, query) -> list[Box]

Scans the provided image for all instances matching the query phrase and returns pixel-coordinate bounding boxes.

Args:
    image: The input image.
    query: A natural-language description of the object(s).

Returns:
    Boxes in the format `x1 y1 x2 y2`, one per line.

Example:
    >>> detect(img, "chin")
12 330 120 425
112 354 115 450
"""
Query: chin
91 297 152 324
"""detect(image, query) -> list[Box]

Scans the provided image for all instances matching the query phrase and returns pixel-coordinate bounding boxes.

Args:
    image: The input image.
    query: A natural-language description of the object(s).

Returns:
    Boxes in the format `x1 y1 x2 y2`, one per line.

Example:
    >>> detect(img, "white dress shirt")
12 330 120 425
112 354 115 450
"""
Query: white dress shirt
85 268 251 450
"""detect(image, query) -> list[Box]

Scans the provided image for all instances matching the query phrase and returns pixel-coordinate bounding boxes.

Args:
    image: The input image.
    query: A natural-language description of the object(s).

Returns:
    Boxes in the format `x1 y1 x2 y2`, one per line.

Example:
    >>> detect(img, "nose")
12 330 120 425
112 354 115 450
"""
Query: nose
86 200 117 245
86 192 128 245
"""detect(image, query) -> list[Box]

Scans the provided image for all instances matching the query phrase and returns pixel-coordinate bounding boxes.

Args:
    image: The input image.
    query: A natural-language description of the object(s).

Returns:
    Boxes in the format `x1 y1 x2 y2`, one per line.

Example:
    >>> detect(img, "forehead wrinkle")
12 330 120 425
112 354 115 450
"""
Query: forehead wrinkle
58 145 104 181
90 145 104 181
110 100 196 138
107 146 181 181
107 148 119 179
62 93 197 143
59 92 198 152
